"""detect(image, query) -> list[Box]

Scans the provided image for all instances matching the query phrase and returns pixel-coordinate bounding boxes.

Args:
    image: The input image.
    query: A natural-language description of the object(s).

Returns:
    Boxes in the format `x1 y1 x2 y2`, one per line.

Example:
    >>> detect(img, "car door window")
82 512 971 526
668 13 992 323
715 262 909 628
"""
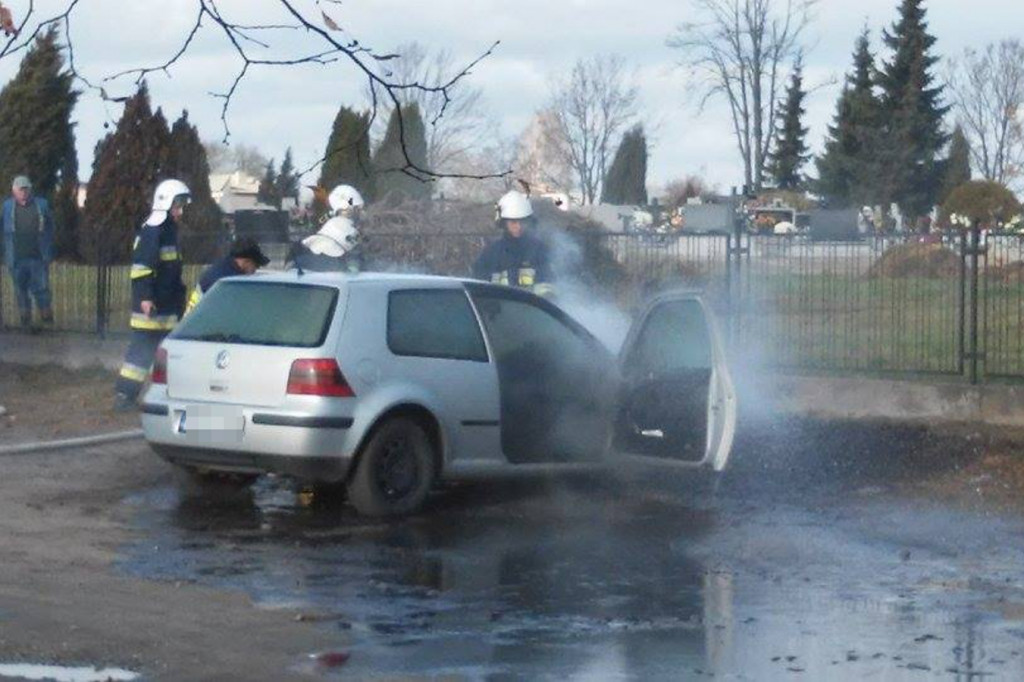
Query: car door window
388 289 488 362
625 299 712 377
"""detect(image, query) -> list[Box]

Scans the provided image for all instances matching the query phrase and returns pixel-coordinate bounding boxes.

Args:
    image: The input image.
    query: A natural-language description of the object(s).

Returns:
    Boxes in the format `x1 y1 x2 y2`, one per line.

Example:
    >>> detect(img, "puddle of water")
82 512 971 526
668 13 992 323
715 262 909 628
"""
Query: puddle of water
0 663 139 682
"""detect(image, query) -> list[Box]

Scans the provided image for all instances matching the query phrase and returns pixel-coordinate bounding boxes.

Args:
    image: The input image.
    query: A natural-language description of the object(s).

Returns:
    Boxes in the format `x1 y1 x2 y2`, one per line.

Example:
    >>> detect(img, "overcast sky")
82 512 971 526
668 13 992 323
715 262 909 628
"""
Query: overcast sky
1 0 1019 195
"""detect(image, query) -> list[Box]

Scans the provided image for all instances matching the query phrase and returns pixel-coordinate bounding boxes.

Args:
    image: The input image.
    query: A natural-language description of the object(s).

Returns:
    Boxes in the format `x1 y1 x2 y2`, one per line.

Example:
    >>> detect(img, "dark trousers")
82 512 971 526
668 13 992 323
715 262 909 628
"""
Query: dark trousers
115 329 167 399
11 258 51 316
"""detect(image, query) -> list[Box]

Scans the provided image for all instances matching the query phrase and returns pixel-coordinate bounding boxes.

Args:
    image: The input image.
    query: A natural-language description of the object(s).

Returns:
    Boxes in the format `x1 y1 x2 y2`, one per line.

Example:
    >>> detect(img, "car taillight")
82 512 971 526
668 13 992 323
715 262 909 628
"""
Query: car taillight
151 347 168 385
287 359 355 397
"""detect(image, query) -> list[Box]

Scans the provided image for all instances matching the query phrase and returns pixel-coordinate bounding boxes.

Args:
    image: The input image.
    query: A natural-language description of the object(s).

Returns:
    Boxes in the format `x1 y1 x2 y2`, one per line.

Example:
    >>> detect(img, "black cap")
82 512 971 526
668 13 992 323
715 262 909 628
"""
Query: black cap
229 237 270 266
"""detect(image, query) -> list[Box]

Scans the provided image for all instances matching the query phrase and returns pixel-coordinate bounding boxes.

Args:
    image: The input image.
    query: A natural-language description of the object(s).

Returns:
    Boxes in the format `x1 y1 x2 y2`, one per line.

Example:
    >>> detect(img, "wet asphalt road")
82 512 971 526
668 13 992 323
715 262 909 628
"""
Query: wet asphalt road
118 420 1024 681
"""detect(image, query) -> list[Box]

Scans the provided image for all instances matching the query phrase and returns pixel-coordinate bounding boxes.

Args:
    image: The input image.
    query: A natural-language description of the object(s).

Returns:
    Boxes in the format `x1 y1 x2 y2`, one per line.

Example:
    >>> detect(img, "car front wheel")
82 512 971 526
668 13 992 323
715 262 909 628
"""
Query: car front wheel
347 416 436 517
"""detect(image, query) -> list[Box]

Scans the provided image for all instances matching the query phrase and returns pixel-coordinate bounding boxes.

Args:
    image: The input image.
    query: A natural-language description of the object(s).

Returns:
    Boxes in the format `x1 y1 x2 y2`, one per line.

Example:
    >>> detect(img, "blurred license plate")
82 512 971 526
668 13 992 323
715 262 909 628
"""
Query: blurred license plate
177 405 245 440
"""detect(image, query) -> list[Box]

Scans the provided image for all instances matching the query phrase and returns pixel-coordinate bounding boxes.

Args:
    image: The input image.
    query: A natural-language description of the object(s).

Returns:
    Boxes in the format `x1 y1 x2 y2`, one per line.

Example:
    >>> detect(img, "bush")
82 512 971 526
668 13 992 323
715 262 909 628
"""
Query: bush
866 242 960 279
939 180 1022 230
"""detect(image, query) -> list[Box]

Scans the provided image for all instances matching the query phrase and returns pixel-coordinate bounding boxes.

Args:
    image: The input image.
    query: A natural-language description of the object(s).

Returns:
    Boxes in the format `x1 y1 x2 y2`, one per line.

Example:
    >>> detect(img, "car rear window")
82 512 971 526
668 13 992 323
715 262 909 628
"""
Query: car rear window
173 281 338 347
388 289 488 362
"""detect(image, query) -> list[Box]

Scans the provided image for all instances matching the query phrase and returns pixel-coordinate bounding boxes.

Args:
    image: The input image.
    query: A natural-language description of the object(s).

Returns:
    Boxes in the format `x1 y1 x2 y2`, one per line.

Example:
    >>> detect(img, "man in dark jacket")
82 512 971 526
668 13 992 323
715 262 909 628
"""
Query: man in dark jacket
185 237 270 314
114 179 190 410
473 190 553 296
2 175 55 329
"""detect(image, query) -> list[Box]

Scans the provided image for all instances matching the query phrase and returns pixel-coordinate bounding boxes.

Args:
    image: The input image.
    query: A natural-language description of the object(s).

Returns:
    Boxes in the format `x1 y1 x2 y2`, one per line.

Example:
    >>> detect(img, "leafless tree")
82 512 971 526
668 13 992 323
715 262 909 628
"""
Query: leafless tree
364 41 492 173
0 0 505 184
203 140 270 177
668 0 816 192
513 108 575 197
947 40 1024 188
546 55 639 205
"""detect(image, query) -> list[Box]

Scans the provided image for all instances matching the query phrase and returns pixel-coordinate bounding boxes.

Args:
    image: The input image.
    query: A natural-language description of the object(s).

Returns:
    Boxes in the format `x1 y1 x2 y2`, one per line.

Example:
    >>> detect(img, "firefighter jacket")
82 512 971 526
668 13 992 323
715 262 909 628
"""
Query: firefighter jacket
472 232 553 295
286 241 363 274
129 217 186 331
186 255 243 314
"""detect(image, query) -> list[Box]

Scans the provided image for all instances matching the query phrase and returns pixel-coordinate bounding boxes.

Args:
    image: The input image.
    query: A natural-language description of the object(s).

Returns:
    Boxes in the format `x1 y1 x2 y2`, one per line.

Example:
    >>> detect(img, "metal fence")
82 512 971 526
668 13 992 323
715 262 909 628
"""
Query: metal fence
2 227 1023 383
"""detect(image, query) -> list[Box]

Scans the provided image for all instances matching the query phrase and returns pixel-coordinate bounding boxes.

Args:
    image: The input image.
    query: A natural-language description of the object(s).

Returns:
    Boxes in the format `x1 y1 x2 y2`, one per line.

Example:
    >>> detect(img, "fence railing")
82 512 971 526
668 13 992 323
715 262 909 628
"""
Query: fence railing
2 228 1023 383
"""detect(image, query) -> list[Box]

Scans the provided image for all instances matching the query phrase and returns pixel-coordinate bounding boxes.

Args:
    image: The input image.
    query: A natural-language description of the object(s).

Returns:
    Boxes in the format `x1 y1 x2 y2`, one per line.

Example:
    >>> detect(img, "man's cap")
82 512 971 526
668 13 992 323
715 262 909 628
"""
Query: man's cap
229 237 270 266
11 175 31 190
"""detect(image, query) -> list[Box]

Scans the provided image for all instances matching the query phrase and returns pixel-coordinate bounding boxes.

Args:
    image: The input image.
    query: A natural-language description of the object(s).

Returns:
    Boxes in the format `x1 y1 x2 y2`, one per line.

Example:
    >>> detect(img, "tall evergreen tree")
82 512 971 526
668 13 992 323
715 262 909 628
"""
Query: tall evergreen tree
372 103 431 203
0 25 79 256
768 61 809 190
601 124 648 205
318 105 375 202
257 159 279 207
166 111 223 259
82 83 170 264
938 125 971 204
275 147 299 204
816 30 883 208
876 0 950 215
52 136 80 260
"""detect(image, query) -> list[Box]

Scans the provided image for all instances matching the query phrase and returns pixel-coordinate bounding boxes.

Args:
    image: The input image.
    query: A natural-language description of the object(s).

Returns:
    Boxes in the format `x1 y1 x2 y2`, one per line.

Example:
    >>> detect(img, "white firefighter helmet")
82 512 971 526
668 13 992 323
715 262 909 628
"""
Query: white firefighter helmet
328 184 365 216
302 216 359 257
145 179 191 226
496 190 533 221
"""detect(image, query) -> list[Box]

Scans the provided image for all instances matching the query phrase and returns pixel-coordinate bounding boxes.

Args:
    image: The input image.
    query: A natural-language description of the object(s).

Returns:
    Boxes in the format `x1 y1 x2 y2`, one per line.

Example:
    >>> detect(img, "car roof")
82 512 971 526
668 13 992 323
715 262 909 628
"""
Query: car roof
221 270 477 289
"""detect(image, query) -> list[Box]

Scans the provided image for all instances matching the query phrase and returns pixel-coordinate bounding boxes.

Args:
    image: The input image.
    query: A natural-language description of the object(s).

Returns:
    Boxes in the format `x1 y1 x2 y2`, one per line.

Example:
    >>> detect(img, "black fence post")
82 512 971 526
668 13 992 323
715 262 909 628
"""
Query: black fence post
968 221 983 384
958 229 967 378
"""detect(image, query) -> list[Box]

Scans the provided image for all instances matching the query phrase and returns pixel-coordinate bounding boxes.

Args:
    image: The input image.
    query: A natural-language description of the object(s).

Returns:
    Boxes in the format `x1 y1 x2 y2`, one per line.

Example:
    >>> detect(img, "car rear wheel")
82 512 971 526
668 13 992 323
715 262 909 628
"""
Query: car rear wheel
347 416 436 517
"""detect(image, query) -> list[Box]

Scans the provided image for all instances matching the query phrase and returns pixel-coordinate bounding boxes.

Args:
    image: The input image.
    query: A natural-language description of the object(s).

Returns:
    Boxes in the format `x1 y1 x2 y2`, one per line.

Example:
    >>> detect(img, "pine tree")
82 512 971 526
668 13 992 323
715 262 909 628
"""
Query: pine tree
166 111 223 260
257 159 279 207
52 138 80 260
876 0 950 216
816 30 883 208
82 83 170 264
0 25 79 252
275 147 299 204
372 103 431 204
938 125 971 204
318 105 375 203
601 125 648 204
768 61 809 190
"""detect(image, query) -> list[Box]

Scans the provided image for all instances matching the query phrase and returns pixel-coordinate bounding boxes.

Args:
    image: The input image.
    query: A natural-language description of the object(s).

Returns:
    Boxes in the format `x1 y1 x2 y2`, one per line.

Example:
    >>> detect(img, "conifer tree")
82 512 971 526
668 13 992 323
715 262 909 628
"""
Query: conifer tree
82 83 170 264
372 103 430 203
601 125 648 205
275 147 299 204
876 0 950 215
257 159 279 207
319 105 375 202
938 125 971 204
768 61 809 190
0 26 79 198
166 111 223 259
52 140 80 260
816 31 883 208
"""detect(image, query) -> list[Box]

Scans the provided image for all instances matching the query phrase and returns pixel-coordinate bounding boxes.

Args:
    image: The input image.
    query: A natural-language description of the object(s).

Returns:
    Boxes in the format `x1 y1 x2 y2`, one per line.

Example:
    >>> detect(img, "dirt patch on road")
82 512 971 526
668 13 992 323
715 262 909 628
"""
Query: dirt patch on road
0 363 137 442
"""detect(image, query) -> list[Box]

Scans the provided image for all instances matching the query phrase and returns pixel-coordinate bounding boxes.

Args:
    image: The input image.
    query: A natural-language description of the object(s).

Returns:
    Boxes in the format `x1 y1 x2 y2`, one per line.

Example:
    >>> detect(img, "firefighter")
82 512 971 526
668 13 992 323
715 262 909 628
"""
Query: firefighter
285 215 362 273
185 237 270 314
473 190 553 296
327 184 364 221
113 179 190 411
285 183 366 273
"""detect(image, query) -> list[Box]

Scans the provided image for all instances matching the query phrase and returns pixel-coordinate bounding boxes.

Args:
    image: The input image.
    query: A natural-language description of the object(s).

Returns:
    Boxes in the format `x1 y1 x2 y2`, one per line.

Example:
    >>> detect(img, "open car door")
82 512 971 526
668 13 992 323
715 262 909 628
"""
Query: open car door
614 293 737 471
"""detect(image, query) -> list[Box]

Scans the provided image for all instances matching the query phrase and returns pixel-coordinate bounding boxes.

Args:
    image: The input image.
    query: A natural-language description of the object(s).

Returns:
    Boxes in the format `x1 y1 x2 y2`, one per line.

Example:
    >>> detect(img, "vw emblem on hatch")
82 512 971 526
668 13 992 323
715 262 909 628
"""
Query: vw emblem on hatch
215 350 230 370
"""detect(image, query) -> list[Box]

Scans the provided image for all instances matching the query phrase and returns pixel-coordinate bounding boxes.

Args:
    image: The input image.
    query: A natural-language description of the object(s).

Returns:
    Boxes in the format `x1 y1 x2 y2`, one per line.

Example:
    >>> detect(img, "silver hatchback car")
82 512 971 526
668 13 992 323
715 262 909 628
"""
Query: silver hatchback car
142 271 737 516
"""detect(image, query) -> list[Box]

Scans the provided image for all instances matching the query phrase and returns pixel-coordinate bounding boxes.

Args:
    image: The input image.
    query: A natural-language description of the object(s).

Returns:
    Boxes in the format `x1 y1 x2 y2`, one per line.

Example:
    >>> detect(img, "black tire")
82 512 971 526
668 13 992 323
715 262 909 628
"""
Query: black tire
347 416 436 517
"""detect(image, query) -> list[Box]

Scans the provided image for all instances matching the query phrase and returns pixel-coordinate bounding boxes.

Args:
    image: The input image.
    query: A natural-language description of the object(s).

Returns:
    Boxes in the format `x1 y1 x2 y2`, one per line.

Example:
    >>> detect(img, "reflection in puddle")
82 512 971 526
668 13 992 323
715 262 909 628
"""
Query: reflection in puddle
118 464 1024 680
0 663 138 681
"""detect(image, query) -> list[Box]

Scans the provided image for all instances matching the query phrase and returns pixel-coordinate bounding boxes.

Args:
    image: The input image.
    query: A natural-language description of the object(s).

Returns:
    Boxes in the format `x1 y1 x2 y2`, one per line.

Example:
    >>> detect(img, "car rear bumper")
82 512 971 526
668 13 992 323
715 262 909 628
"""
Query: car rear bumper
150 443 349 481
141 401 358 483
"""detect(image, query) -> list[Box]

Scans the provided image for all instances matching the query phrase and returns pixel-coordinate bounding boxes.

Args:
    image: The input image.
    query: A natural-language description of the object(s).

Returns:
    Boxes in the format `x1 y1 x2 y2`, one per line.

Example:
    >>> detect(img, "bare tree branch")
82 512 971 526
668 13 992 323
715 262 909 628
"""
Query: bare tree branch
668 0 816 191
0 0 508 184
947 40 1024 189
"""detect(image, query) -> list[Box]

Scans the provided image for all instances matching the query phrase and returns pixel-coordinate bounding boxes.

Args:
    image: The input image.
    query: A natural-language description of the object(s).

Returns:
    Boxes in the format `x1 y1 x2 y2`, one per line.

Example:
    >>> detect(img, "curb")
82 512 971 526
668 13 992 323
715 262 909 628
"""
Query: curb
0 429 144 456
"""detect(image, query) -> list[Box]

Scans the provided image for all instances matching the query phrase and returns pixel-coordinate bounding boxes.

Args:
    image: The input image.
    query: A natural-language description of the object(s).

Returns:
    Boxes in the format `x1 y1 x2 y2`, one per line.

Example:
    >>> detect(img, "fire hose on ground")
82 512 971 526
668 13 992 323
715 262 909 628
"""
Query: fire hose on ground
0 429 144 456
